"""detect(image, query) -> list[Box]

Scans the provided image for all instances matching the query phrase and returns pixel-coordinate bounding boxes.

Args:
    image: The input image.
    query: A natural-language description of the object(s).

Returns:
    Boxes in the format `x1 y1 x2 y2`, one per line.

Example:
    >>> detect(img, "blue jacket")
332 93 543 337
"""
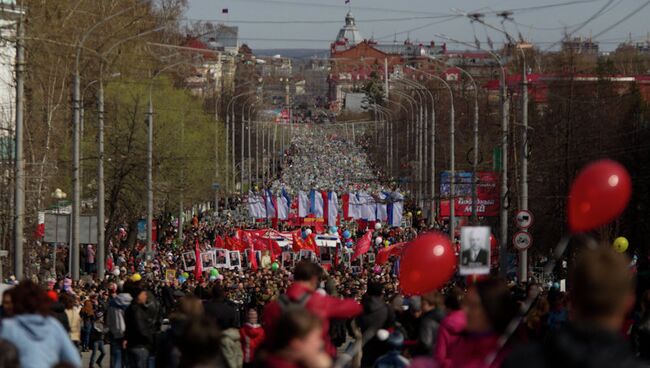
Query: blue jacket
0 314 81 368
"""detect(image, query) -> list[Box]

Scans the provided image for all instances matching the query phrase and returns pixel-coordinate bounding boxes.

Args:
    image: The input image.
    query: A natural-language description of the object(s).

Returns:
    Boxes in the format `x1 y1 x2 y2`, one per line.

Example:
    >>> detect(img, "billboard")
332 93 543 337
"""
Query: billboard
440 171 499 217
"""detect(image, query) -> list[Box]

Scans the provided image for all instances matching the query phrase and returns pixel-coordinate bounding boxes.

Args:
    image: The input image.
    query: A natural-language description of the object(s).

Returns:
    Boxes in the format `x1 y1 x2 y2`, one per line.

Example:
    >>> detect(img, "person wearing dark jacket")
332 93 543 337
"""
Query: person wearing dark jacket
124 286 155 368
47 291 70 333
204 284 239 330
414 291 445 357
357 281 395 367
503 247 645 368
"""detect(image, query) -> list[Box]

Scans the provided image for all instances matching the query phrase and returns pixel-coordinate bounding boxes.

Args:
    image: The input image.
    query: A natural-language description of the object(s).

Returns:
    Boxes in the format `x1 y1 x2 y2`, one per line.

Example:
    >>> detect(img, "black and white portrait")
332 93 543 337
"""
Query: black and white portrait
459 226 491 275
182 252 196 271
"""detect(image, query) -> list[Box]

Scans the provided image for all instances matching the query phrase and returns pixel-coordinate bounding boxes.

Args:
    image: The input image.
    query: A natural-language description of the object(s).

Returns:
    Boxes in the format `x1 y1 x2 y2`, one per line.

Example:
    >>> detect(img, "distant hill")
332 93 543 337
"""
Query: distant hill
254 49 329 59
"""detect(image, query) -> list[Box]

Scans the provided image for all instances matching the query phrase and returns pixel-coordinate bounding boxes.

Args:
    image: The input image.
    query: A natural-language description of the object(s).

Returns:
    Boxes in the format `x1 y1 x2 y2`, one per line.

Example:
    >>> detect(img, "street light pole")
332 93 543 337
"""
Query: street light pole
14 15 24 279
406 67 454 237
436 33 509 275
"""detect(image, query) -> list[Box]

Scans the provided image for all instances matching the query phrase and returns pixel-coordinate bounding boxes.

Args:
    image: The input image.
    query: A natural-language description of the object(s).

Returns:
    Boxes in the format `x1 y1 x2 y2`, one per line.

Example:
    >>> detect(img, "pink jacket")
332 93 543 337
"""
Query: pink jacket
434 310 466 368
445 333 508 368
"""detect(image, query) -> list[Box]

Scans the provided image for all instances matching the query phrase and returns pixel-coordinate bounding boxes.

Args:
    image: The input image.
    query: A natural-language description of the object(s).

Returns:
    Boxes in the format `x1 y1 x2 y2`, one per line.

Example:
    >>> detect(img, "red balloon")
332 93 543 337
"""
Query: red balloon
399 232 457 295
568 160 631 233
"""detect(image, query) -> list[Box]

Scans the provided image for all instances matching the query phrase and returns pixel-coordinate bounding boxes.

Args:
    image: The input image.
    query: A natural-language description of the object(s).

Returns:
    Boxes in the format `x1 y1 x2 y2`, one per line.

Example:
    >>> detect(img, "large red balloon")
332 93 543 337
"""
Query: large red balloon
399 232 457 295
568 160 631 233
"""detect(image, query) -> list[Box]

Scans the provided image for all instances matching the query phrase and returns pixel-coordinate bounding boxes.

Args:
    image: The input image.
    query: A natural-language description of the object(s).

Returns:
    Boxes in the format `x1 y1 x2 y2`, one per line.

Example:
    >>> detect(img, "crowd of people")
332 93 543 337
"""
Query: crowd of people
1 125 648 368
270 126 387 195
1 239 649 368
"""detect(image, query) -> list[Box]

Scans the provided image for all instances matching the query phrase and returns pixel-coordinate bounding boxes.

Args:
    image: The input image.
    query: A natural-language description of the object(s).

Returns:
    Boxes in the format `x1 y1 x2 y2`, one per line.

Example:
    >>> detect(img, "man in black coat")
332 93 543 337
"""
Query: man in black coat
503 247 645 368
357 281 395 367
204 284 239 330
124 285 156 368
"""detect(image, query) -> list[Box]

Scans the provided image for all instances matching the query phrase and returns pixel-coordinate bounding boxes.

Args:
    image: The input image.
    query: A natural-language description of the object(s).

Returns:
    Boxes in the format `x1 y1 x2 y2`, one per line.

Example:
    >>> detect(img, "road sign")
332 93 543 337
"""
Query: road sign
513 231 533 250
211 182 220 190
515 210 534 229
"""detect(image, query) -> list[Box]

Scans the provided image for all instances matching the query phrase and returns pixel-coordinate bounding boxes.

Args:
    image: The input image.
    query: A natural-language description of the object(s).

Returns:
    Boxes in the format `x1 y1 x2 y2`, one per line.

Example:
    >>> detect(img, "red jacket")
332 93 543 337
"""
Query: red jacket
240 323 265 363
262 283 362 356
434 310 467 368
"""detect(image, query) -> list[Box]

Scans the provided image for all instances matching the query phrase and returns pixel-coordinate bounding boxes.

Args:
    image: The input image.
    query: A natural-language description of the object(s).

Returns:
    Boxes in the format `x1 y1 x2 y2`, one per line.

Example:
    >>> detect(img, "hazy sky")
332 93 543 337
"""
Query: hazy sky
184 0 650 51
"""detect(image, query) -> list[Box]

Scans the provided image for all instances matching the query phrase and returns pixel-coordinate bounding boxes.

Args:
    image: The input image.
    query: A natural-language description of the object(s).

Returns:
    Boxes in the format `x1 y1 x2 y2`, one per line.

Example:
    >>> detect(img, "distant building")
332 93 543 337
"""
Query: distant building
182 36 237 97
561 36 599 55
256 55 293 78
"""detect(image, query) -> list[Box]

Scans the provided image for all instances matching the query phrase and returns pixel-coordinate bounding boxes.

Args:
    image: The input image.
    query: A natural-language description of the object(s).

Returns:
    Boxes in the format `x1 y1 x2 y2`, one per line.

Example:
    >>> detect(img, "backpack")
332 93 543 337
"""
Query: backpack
277 293 311 314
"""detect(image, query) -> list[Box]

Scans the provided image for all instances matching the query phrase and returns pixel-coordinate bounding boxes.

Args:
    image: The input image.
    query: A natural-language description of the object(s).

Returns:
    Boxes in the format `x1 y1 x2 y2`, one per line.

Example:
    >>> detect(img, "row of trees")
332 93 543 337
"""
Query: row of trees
0 0 236 277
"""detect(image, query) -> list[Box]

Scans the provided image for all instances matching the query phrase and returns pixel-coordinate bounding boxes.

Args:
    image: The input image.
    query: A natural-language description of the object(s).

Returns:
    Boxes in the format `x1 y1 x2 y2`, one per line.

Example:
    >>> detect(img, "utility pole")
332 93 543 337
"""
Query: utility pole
71 64 81 280
214 90 219 217
146 95 153 254
384 57 389 99
13 16 24 279
520 58 529 282
97 80 105 279
499 65 510 277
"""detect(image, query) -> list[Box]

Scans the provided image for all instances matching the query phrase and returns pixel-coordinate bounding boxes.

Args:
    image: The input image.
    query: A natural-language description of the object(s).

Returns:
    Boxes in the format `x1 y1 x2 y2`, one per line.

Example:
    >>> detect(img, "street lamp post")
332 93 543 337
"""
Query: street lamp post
436 33 509 275
396 75 437 222
406 67 455 238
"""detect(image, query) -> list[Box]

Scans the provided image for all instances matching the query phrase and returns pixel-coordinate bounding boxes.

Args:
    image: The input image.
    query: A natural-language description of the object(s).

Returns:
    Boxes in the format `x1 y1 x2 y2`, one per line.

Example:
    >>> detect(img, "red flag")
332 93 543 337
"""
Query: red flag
214 235 225 249
352 231 373 260
305 233 320 256
376 242 406 265
292 230 305 253
194 239 203 281
341 193 350 220
249 248 258 271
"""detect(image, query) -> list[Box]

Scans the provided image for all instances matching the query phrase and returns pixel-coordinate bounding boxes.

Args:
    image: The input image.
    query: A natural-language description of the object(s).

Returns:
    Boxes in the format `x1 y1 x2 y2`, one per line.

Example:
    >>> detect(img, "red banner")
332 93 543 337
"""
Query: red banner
439 172 499 217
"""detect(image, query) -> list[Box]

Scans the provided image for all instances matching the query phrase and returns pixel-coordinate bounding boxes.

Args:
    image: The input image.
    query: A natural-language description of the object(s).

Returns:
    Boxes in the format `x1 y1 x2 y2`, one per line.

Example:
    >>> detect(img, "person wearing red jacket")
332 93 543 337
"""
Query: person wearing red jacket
263 261 363 357
240 308 265 367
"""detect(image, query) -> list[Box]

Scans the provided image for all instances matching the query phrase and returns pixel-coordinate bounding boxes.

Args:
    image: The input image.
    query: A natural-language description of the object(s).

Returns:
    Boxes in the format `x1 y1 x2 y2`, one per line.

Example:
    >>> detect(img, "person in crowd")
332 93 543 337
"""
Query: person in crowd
357 280 395 367
504 246 645 368
442 278 517 368
1 288 14 319
124 284 156 368
176 317 224 367
49 290 70 332
240 308 265 368
546 288 568 332
106 283 132 368
205 284 240 330
260 308 332 368
0 281 81 368
373 331 410 368
0 339 20 368
80 299 95 351
433 286 465 366
61 292 82 350
633 290 650 361
89 310 107 368
86 244 96 275
263 261 363 357
414 291 445 357
157 296 205 368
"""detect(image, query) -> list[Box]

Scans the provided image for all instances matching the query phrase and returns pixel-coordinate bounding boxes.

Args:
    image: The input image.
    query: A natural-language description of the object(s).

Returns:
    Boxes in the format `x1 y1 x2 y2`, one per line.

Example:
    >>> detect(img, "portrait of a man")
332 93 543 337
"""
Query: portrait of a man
460 226 491 275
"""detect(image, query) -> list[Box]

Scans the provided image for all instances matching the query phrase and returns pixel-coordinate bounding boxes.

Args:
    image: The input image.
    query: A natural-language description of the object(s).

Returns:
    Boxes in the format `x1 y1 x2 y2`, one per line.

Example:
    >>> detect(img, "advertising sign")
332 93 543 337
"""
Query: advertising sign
440 172 499 217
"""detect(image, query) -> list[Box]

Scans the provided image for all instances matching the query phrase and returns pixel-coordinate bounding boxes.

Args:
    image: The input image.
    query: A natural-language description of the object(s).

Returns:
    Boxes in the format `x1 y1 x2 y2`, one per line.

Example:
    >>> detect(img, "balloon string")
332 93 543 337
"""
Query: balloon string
485 234 571 366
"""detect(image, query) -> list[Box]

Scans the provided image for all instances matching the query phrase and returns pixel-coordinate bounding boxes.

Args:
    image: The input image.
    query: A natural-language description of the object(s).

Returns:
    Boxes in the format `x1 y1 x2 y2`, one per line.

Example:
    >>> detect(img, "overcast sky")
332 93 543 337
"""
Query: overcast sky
184 0 650 51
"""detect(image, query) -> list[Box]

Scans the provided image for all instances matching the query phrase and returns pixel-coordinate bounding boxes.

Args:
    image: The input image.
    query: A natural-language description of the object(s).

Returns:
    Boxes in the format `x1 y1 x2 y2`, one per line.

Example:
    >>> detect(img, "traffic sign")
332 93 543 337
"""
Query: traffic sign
211 183 221 190
513 231 533 250
515 210 534 229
